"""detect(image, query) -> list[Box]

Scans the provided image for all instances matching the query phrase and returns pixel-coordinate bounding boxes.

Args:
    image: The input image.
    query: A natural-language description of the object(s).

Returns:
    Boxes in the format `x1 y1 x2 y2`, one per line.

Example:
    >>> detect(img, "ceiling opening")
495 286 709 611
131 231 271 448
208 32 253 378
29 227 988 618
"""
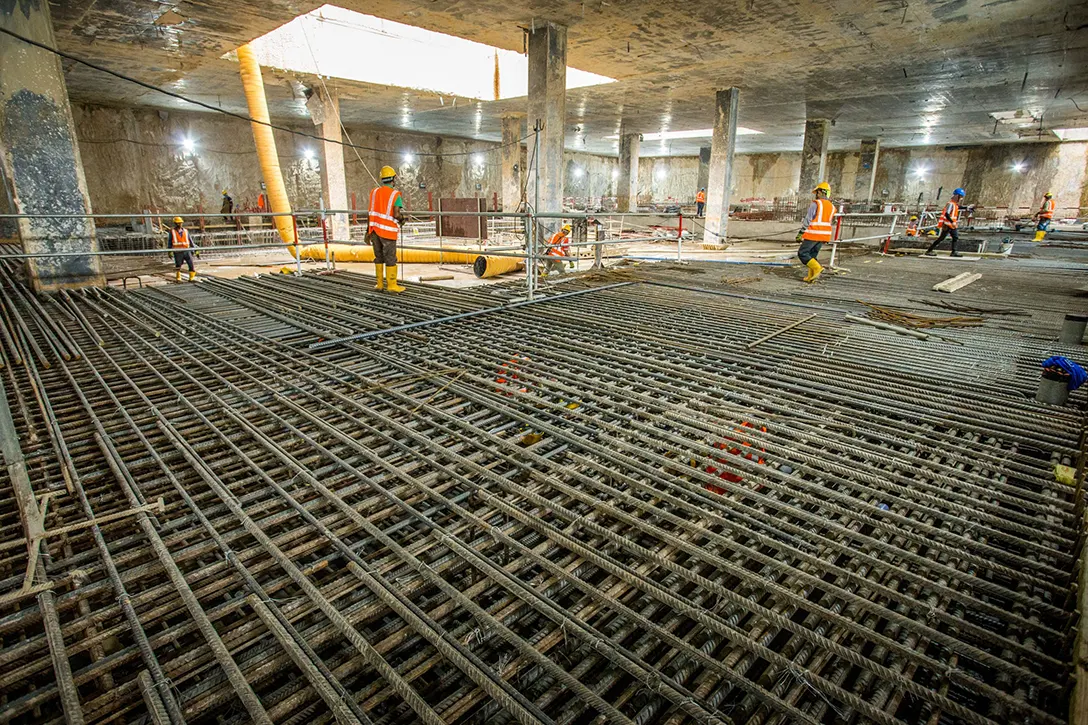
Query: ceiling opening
238 4 616 101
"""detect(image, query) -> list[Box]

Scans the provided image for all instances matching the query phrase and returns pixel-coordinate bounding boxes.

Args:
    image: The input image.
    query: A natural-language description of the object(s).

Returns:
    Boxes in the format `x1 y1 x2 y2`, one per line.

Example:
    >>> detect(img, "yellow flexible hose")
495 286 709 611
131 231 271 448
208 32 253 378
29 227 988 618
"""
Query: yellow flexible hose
237 43 297 258
301 245 526 279
473 255 525 278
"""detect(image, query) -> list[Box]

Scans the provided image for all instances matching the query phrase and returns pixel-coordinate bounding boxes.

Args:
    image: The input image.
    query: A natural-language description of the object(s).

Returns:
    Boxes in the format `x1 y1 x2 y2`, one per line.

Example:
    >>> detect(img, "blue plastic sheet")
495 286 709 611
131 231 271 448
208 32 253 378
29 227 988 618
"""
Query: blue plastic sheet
1042 356 1087 391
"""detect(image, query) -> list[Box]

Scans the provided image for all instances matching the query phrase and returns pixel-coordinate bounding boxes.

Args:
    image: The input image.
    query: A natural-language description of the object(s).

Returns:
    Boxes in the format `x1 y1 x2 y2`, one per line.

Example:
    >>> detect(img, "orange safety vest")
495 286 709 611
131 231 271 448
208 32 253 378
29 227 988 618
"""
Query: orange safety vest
938 201 960 229
801 198 835 242
1040 198 1055 219
905 220 919 236
547 231 570 257
170 228 191 249
368 185 402 240
696 191 706 203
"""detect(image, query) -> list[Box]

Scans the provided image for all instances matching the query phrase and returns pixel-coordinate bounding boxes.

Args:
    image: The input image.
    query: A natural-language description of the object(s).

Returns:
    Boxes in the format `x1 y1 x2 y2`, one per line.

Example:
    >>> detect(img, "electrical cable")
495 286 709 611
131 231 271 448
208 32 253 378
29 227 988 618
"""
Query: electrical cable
0 25 530 160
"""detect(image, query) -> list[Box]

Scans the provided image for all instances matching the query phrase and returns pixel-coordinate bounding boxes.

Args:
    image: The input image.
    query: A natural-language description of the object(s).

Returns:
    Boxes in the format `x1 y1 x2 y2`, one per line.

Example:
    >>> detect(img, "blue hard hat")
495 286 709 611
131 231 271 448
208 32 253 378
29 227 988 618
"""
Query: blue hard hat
953 187 965 197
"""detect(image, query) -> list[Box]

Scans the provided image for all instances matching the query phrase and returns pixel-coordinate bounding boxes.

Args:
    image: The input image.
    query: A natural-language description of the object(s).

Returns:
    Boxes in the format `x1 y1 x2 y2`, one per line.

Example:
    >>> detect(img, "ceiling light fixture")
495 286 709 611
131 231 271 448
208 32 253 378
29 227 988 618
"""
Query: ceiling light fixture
1054 128 1088 142
604 127 761 141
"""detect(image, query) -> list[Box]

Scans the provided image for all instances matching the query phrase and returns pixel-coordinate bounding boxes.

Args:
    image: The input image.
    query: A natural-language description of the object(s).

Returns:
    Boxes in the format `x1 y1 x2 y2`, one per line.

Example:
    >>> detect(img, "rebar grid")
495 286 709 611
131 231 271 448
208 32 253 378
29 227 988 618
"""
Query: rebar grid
0 260 1081 725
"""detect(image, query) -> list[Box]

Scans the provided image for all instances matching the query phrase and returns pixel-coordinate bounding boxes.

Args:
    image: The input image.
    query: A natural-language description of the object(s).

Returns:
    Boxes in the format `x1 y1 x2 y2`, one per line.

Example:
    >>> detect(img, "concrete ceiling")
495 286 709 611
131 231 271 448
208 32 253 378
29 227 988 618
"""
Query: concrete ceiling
50 0 1088 156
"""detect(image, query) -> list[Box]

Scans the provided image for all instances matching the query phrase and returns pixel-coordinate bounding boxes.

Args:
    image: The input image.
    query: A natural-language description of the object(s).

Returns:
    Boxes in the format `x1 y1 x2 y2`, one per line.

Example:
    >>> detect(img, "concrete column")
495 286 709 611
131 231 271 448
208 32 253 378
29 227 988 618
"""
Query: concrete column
526 21 566 234
798 118 831 195
697 146 711 196
308 88 349 239
616 131 640 213
500 112 523 212
703 87 740 246
0 0 103 290
853 138 880 203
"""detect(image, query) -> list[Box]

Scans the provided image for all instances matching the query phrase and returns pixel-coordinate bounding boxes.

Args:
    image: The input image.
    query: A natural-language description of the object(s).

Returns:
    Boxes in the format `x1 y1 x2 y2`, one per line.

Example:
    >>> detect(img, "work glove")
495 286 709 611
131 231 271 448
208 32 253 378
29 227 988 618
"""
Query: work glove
795 231 804 243
568 261 576 269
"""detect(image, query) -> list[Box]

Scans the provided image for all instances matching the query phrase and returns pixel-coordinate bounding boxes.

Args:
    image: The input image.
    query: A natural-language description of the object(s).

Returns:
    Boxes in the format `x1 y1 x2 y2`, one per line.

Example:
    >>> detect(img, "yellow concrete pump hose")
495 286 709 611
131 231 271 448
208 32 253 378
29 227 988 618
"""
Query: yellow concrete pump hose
236 43 297 258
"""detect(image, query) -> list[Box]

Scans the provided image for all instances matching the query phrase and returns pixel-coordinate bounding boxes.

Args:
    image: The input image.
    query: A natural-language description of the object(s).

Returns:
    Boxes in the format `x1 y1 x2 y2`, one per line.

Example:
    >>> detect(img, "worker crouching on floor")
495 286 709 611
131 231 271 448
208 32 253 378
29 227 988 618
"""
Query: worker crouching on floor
368 165 406 293
905 215 920 237
1034 192 1055 241
168 217 198 282
543 224 573 277
924 188 964 257
796 181 834 283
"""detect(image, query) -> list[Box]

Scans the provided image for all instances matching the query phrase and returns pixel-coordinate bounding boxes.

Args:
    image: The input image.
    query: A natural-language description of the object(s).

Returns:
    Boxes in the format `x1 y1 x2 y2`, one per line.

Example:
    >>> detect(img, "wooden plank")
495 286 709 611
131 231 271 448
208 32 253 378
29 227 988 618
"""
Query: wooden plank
933 273 981 293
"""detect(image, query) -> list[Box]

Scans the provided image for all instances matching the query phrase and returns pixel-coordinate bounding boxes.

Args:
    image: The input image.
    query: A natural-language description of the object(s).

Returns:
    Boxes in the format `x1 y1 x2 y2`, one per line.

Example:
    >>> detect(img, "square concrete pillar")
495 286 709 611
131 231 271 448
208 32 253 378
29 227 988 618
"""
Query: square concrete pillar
616 130 640 213
500 112 524 212
853 138 880 204
526 21 566 235
308 88 349 240
798 118 831 196
1 0 103 290
703 88 739 245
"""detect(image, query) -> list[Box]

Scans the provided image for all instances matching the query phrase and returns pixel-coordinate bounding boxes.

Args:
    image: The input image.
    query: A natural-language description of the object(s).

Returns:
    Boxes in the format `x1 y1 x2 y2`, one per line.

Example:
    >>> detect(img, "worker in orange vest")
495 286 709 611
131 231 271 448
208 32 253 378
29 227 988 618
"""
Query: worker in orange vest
368 165 406 292
167 216 198 282
543 224 572 277
796 181 834 283
905 215 920 237
695 188 706 217
923 188 964 257
1033 191 1055 241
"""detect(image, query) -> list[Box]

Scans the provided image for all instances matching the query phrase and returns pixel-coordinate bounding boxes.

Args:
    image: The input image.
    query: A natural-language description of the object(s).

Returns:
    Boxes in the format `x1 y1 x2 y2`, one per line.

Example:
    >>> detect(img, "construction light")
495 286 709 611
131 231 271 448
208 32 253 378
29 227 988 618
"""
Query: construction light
473 154 484 166
612 169 619 179
656 168 667 180
303 148 315 160
403 153 414 164
573 167 584 178
1012 161 1026 173
180 137 195 155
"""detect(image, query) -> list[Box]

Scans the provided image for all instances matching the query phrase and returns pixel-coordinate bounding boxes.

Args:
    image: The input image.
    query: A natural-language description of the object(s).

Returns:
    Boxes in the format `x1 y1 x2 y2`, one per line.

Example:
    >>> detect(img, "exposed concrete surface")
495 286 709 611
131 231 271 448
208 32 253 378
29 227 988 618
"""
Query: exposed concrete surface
526 21 566 235
312 89 349 237
500 112 523 211
1 0 103 290
798 119 830 194
853 138 880 203
703 88 739 244
617 131 639 212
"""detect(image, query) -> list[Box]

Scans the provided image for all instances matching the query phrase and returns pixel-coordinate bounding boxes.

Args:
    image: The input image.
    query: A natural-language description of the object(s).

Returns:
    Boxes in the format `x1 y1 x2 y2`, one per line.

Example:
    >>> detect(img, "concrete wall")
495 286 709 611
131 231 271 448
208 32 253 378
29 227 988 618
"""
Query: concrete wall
72 104 1088 215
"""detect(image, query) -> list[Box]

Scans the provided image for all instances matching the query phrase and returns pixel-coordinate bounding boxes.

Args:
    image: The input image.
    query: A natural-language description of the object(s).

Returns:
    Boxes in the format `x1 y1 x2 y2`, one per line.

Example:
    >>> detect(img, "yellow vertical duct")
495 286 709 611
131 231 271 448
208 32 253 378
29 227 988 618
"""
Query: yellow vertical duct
236 43 297 258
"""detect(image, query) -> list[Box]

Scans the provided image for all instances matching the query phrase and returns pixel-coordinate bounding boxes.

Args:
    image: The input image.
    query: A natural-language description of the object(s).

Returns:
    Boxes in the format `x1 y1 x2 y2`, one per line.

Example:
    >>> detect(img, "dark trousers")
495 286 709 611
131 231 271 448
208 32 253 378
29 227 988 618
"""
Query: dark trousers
172 250 194 271
1037 219 1051 232
797 240 822 264
367 230 398 266
925 227 958 253
696 202 705 217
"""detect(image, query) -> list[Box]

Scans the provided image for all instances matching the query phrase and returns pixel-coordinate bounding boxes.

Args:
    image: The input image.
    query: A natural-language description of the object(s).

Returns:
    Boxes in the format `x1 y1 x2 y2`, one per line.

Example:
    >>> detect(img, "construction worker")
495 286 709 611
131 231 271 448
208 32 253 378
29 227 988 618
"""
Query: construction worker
543 224 572 277
905 215 920 237
368 165 405 293
924 188 964 257
695 188 706 217
1033 191 1055 241
796 181 834 283
220 189 234 223
167 217 197 282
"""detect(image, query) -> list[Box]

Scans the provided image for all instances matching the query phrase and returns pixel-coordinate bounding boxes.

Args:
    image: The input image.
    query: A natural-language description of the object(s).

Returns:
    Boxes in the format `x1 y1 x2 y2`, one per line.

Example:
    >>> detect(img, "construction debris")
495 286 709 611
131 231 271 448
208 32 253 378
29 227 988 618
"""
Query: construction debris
910 298 1031 317
860 301 984 329
933 271 982 293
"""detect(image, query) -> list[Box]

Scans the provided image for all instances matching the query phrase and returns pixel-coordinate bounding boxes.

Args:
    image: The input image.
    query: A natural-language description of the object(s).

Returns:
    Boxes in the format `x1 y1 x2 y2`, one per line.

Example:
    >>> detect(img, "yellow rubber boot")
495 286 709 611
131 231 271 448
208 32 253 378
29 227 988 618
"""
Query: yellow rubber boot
386 265 405 293
805 258 823 283
801 262 813 282
188 270 196 282
175 270 181 283
374 263 385 290
1034 230 1046 242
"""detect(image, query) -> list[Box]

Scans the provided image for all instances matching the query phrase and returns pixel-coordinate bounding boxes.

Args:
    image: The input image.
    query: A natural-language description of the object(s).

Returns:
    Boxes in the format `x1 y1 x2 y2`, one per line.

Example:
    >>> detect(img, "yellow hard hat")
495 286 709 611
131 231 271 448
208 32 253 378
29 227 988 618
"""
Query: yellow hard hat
379 165 396 180
813 182 831 194
173 216 184 224
910 215 918 220
221 189 228 195
1044 191 1053 197
561 223 572 232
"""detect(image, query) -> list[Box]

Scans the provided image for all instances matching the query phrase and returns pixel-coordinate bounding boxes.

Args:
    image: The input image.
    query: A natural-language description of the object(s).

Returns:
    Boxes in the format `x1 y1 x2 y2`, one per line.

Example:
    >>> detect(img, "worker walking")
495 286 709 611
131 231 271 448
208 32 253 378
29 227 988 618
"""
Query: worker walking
368 165 406 293
923 188 965 257
796 181 835 283
543 224 572 277
220 189 234 223
1033 192 1055 241
905 215 920 237
695 188 706 217
167 217 198 282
